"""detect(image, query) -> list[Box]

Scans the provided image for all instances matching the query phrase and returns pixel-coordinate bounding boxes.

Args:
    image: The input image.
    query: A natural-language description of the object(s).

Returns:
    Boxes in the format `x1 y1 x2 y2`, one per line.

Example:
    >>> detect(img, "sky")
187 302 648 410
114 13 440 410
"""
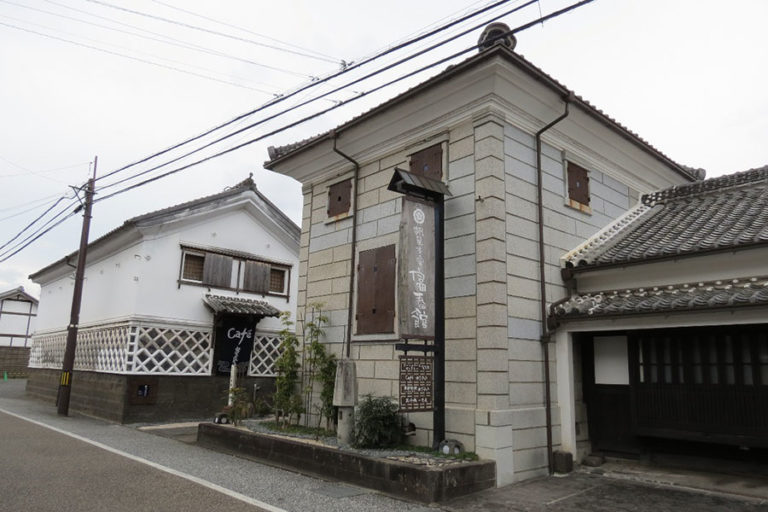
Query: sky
1 0 767 297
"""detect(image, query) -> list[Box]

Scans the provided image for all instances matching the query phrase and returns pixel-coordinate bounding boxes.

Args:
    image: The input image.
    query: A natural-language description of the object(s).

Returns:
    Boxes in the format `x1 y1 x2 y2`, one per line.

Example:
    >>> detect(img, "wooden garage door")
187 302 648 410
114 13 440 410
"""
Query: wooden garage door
632 325 768 447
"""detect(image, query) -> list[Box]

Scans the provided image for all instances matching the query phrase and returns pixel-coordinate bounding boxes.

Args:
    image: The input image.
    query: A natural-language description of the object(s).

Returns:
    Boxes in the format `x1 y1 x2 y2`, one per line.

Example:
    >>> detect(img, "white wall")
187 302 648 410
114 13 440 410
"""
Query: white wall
0 298 37 347
134 208 297 331
35 205 298 333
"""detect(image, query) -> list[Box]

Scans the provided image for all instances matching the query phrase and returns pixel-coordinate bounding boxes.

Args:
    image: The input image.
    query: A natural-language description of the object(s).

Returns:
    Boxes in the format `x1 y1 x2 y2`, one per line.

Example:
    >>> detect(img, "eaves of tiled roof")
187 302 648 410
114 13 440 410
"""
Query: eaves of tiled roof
29 176 299 281
265 45 695 182
564 165 768 271
203 294 281 317
550 277 768 322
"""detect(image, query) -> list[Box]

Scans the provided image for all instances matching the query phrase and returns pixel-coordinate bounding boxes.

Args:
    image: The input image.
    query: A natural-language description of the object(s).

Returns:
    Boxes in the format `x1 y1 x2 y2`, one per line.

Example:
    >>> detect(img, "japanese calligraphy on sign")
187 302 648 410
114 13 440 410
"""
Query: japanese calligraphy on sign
398 198 435 339
399 355 434 412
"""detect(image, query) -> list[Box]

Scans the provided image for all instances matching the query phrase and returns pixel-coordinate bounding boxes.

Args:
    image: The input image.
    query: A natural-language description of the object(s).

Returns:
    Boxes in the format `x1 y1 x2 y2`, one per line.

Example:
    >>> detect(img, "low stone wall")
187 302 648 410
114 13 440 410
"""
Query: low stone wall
197 423 496 503
0 347 30 377
26 368 275 423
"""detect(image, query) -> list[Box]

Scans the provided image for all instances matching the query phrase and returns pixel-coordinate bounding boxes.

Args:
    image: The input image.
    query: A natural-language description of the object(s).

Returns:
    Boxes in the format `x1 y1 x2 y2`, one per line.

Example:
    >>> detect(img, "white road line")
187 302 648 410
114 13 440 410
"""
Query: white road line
0 407 288 512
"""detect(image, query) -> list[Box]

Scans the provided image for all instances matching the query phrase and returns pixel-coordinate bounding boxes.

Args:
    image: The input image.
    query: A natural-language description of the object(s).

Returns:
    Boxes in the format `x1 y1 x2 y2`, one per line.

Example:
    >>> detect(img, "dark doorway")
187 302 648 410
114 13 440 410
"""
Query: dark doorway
582 325 768 456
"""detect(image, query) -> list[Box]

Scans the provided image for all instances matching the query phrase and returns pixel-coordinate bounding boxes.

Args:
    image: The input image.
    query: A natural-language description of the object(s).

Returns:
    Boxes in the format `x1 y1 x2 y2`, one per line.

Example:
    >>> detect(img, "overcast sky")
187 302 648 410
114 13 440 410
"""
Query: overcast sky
1 0 767 297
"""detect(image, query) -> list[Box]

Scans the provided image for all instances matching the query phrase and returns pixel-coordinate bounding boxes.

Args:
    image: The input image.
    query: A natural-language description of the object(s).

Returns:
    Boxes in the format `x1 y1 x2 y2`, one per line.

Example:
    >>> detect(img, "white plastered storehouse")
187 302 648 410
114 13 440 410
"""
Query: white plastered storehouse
265 32 700 485
27 177 299 423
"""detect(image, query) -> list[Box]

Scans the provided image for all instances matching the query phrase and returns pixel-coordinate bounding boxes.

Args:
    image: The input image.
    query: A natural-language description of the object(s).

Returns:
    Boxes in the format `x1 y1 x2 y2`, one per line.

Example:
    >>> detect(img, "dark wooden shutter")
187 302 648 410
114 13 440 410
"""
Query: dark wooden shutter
567 161 590 205
356 245 396 334
243 261 270 293
327 179 352 217
202 253 233 288
409 144 443 180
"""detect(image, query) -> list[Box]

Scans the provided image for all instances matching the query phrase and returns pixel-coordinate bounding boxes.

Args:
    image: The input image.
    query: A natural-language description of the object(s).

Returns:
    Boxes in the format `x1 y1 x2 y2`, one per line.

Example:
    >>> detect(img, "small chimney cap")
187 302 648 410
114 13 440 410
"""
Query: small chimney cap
478 22 516 52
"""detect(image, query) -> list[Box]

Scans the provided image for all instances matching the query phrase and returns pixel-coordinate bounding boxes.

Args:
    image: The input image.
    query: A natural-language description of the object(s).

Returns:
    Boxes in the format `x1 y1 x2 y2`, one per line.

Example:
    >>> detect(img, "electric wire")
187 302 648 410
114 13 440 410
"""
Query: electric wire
148 0 341 62
0 207 79 262
0 18 278 94
95 0 595 205
85 0 340 64
0 195 73 252
0 0 594 261
97 0 538 192
94 0 520 184
3 0 305 82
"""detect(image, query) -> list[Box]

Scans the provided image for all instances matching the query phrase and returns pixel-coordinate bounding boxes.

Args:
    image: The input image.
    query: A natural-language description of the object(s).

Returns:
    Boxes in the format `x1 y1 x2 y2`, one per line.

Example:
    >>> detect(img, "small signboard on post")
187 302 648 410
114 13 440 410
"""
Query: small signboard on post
399 355 434 412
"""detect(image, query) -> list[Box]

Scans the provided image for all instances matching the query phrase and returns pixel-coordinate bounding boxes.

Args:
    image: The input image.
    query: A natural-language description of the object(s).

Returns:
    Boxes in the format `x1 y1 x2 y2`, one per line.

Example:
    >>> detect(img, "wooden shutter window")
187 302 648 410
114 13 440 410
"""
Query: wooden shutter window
269 268 286 293
409 144 443 180
182 253 204 281
243 260 270 293
327 179 352 217
567 161 590 205
202 253 233 288
356 245 396 335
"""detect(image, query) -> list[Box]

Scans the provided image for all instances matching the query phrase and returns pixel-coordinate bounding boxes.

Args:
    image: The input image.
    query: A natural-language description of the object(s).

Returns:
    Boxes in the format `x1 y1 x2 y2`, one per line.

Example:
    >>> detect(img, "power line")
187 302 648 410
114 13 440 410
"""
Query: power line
95 0 519 184
0 159 90 178
98 0 538 191
148 0 341 63
85 0 340 64
0 207 79 263
5 0 307 82
0 195 74 252
0 18 278 94
95 0 595 205
0 0 594 261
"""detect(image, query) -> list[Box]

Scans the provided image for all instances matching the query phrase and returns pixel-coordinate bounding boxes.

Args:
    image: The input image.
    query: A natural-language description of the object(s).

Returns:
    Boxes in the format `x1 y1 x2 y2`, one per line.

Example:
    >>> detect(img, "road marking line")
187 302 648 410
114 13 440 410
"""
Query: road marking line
0 407 287 512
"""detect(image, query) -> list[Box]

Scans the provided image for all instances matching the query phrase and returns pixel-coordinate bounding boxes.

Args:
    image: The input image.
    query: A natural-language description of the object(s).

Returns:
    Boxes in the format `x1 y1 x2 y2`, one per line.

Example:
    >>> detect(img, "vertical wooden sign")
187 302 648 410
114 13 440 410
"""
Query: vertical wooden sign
398 197 435 339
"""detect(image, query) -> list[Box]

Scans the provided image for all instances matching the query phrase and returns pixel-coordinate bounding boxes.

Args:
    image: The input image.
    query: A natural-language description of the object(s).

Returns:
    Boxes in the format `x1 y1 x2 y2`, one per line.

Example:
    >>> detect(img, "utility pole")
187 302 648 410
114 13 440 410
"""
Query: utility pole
57 156 97 416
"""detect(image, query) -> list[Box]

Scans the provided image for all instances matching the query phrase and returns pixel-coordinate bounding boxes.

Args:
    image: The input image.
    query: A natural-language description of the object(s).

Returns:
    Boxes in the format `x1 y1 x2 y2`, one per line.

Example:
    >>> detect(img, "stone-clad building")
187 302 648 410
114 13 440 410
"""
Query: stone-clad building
266 30 698 484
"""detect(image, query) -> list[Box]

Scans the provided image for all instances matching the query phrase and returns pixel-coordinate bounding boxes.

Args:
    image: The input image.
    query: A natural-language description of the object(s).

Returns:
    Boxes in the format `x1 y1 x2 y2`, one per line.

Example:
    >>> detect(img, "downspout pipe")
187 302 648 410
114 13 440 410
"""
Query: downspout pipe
332 132 359 359
535 98 570 475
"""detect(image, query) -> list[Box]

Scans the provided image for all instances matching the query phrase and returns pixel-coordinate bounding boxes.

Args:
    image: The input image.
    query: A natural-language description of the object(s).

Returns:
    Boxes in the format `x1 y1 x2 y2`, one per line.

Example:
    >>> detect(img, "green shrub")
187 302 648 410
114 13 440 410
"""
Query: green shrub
273 312 304 427
352 395 402 449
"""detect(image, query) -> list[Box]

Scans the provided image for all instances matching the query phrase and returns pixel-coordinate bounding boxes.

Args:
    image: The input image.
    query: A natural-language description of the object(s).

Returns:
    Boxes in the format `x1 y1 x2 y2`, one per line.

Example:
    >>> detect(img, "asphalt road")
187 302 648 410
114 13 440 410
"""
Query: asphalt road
1 379 765 512
0 410 273 512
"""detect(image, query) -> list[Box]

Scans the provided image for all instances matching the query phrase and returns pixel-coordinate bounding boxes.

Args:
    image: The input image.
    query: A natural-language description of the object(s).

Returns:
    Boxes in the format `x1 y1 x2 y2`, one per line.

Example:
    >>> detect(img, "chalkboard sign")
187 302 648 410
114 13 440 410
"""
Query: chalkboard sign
214 316 256 375
399 355 433 412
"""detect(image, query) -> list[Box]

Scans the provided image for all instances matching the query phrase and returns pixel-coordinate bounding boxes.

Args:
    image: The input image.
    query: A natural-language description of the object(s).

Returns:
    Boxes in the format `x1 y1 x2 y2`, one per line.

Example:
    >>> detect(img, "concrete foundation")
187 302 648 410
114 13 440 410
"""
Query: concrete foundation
26 368 275 423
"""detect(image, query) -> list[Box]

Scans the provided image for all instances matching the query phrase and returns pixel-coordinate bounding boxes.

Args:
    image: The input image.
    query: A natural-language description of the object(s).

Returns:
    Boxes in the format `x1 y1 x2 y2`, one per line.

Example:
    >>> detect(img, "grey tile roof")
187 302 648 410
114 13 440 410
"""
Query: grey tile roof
564 165 768 269
551 277 768 321
30 175 300 281
203 294 281 317
265 46 695 181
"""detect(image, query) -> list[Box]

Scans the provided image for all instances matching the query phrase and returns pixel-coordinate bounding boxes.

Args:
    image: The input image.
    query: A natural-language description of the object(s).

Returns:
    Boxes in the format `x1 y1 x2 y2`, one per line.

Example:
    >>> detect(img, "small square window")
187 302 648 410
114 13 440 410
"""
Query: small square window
181 252 204 282
327 179 352 217
409 144 443 180
270 268 286 294
567 161 591 211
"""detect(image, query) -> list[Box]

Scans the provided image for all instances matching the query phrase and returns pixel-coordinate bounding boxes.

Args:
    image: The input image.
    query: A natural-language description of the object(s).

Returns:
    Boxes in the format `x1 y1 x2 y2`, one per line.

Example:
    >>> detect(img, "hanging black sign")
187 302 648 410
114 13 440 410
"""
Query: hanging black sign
215 316 256 375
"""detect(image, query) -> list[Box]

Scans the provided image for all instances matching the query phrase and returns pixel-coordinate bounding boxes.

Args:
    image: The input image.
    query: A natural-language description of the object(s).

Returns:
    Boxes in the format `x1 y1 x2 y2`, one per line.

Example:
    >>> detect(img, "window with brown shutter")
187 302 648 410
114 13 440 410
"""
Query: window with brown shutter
327 179 352 217
181 252 204 282
243 260 270 293
567 161 590 206
409 144 443 180
356 245 396 335
202 253 233 288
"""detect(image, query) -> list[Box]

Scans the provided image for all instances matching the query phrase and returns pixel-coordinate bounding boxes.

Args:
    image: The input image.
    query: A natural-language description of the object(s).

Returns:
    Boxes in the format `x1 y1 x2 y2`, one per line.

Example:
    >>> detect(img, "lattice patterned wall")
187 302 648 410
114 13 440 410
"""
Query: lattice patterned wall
29 320 213 375
248 333 281 377
28 324 130 372
127 325 211 375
